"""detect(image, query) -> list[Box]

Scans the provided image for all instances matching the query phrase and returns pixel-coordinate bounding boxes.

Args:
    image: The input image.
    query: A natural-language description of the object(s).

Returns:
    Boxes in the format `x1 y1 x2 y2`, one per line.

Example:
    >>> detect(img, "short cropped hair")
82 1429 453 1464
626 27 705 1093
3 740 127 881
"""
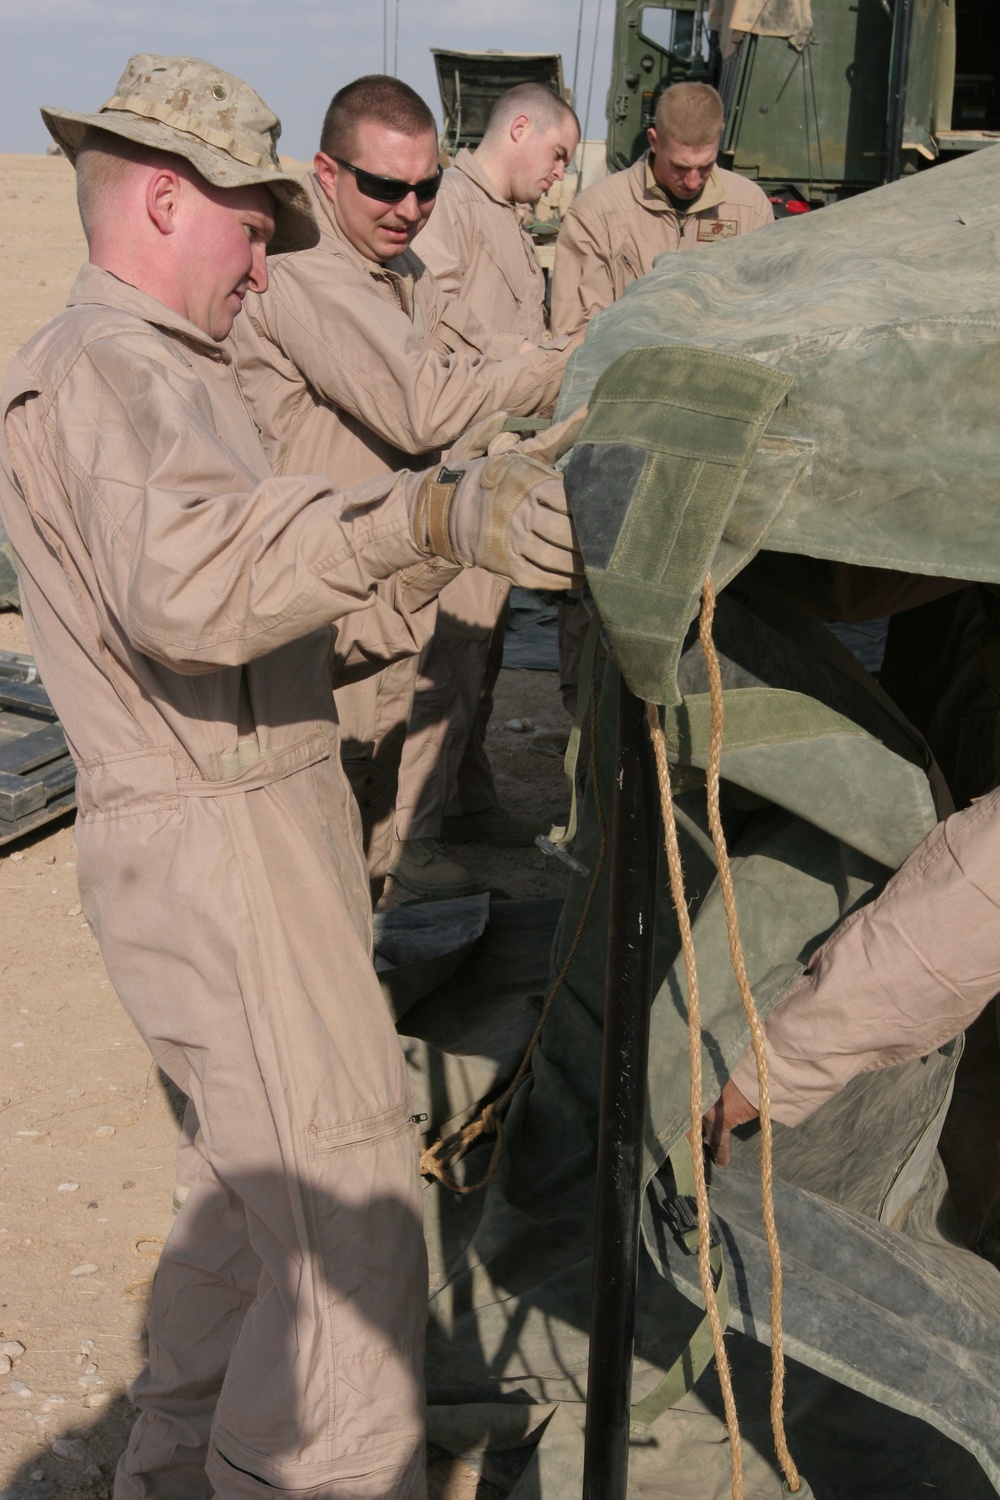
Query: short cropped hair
75 126 183 242
320 75 436 161
655 82 725 145
483 83 580 143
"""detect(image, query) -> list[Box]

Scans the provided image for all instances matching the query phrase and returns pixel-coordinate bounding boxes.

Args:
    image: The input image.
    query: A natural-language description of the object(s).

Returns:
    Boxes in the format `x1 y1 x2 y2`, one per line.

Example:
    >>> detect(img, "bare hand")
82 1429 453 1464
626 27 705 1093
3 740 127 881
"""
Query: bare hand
701 1078 758 1167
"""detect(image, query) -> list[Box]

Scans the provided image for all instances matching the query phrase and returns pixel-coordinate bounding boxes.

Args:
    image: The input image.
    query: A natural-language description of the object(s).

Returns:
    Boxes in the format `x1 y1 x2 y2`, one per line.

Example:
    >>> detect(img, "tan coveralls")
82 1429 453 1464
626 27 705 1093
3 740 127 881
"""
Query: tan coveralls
550 152 774 338
233 174 569 865
730 785 1000 1241
0 264 460 1500
398 149 555 840
551 152 773 708
414 148 551 344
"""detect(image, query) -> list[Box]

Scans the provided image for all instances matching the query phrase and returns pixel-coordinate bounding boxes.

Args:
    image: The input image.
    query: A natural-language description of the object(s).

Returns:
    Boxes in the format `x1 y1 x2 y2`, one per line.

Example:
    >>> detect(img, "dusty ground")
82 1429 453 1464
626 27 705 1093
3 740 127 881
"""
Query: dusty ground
0 154 571 1498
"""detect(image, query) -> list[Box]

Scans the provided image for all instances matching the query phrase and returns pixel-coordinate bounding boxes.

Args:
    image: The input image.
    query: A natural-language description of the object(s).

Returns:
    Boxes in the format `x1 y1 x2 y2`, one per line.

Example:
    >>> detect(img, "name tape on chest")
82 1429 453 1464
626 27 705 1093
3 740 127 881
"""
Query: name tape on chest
697 218 739 241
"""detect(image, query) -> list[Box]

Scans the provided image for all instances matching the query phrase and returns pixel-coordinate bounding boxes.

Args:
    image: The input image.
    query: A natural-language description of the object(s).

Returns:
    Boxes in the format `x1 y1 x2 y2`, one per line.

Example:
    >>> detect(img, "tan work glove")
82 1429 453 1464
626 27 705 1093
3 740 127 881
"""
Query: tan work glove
447 406 588 464
412 408 587 590
446 411 519 463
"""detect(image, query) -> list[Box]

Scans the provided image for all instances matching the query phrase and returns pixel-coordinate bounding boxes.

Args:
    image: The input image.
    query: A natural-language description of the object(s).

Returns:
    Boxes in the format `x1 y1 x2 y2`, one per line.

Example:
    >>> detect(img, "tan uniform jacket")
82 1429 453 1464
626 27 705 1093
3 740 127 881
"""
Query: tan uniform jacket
551 153 774 337
0 264 446 1495
730 784 1000 1129
413 148 551 344
232 174 571 869
233 171 568 489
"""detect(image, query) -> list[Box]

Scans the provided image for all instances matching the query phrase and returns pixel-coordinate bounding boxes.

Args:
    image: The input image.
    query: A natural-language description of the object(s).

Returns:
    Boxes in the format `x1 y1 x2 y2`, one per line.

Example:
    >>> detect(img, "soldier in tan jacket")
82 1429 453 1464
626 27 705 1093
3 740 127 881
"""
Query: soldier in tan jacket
551 82 773 338
416 84 580 340
233 76 574 898
391 85 582 870
705 785 1000 1256
551 82 773 719
0 54 581 1499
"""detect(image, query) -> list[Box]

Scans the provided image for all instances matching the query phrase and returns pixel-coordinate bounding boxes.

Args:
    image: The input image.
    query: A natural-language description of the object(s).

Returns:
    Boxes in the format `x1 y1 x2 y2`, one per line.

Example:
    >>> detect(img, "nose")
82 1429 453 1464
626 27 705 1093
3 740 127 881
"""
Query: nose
396 190 423 224
249 241 269 295
553 160 566 181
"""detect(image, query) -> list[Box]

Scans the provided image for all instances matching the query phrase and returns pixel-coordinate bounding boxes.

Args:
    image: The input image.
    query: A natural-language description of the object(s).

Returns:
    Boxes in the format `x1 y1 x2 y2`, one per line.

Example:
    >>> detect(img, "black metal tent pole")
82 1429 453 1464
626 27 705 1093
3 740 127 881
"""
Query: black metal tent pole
582 672 660 1499
885 0 915 184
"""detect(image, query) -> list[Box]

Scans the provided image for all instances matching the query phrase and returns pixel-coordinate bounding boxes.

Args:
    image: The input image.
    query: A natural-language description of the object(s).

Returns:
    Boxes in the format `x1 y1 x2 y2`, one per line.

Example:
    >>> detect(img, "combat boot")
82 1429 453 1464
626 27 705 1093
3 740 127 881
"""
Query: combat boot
388 838 478 898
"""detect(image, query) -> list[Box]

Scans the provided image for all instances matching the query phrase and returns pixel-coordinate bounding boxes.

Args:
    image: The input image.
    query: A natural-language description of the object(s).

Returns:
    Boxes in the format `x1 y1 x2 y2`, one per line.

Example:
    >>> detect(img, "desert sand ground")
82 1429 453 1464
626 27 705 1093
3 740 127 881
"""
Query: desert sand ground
0 152 571 1499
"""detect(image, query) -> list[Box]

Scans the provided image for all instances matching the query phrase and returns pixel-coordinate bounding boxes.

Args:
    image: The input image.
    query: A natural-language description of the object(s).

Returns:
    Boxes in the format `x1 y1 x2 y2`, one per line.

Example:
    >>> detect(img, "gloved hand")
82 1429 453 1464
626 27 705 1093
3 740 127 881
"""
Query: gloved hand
446 411 519 463
413 410 587 590
447 405 587 464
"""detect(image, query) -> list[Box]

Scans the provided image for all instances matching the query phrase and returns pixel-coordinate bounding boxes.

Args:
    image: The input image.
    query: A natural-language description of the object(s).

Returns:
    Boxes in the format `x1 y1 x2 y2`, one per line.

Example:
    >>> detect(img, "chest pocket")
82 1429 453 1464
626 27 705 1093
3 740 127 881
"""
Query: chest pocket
616 247 641 298
474 231 524 310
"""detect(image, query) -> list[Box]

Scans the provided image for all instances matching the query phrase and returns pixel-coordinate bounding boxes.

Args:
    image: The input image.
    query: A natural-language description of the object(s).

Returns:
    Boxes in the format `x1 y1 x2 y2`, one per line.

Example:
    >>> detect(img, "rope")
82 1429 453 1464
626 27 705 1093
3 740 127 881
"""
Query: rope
644 574 806 1493
423 577 804 1495
645 694 744 1498
420 665 608 1193
696 574 801 1493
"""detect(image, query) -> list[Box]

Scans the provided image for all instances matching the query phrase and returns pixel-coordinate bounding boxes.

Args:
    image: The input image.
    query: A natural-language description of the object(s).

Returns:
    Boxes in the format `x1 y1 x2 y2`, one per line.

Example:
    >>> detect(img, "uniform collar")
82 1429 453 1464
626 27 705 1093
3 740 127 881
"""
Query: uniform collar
66 263 230 358
638 151 727 216
305 170 420 283
453 147 513 209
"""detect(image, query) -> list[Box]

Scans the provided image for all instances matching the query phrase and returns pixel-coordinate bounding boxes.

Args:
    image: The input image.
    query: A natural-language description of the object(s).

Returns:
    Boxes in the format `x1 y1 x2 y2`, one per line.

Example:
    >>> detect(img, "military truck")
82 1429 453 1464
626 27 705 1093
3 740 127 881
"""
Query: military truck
607 0 999 211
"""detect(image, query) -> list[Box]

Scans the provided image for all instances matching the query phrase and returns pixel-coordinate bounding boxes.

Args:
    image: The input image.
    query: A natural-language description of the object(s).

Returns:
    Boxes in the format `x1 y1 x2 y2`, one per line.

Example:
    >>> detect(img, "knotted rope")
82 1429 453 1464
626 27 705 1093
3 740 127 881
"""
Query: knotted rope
645 572 802 1497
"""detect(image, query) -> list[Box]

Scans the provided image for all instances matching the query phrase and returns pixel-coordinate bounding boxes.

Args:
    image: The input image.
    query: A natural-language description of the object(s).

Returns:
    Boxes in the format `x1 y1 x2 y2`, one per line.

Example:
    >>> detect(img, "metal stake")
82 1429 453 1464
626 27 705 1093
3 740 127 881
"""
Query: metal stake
583 674 659 1498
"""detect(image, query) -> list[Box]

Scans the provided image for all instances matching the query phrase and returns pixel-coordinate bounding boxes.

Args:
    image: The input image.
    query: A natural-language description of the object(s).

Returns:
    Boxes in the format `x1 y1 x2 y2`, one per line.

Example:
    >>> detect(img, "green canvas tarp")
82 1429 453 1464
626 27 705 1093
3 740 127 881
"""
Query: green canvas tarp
407 142 1000 1497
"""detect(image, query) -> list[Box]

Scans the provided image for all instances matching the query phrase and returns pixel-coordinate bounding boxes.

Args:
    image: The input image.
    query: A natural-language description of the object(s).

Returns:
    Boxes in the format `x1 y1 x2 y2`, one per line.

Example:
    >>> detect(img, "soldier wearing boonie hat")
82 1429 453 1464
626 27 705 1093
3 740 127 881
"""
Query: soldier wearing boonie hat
0 52 582 1500
42 52 319 255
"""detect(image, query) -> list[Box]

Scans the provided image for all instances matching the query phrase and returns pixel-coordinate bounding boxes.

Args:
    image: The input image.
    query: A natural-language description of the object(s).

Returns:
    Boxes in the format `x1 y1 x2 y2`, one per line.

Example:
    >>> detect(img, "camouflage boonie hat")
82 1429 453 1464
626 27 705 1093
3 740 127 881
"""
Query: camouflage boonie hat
41 54 318 256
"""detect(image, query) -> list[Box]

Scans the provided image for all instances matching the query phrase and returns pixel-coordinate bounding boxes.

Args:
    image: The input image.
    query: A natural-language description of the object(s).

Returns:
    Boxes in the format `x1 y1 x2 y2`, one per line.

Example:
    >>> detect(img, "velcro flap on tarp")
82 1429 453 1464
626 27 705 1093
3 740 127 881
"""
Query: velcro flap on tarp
564 345 792 706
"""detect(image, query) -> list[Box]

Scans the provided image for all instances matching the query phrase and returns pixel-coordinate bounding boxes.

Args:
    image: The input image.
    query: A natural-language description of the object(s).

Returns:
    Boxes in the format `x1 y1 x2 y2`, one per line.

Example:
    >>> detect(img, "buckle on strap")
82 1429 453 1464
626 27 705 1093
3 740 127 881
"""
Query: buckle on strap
661 1191 722 1255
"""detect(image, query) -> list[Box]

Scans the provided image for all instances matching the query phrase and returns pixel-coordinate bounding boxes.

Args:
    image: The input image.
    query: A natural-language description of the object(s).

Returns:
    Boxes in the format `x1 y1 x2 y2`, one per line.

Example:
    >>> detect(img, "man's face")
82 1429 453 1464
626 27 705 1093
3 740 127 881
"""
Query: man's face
316 125 440 263
509 118 580 207
179 178 274 340
647 128 719 201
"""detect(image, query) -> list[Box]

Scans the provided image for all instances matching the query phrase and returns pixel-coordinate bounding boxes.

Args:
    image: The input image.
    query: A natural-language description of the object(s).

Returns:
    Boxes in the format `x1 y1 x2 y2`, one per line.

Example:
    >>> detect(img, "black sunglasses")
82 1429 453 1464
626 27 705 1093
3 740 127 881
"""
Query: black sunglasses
334 158 443 204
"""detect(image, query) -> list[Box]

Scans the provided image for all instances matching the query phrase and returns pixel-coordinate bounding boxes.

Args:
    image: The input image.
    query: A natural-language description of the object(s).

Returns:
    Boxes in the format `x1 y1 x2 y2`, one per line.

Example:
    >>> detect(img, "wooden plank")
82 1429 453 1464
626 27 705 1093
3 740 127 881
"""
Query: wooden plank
0 721 66 775
0 680 55 718
0 754 75 823
0 789 75 846
0 770 46 820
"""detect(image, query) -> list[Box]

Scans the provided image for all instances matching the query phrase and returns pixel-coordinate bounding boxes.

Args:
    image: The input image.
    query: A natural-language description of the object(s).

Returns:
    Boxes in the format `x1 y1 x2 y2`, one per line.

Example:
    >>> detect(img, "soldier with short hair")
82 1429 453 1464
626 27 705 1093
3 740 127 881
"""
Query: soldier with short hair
233 74 574 898
551 81 773 338
0 54 581 1498
386 85 583 865
415 82 580 341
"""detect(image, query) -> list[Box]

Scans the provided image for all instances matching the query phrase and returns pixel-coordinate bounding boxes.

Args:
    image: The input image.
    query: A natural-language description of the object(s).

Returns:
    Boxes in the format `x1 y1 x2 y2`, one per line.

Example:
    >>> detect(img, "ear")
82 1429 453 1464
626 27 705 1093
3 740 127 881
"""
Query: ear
646 125 658 154
314 151 339 198
509 113 531 145
146 168 183 235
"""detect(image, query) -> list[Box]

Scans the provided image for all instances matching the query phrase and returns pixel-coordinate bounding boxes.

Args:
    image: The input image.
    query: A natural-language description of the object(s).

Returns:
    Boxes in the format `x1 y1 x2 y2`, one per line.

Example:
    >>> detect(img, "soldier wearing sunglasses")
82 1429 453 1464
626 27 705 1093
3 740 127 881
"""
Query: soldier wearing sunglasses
392 85 583 867
233 75 575 899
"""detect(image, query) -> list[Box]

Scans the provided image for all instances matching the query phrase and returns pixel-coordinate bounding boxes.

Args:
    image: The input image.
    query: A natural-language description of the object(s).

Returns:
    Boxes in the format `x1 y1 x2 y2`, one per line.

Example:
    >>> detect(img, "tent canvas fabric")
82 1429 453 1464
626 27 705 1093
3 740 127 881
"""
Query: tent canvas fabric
408 146 1000 1496
706 0 814 58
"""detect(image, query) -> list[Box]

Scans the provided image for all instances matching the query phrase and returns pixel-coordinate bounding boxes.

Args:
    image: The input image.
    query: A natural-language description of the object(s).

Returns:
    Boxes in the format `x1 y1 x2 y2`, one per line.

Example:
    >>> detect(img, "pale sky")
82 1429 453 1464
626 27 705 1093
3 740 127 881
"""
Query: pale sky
0 0 616 159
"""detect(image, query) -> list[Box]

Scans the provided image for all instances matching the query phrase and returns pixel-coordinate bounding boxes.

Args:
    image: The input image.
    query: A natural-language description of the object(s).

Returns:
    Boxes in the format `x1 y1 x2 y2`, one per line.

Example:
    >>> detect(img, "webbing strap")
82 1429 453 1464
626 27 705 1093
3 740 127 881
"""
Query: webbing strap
502 416 553 433
543 610 602 854
629 1142 729 1437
